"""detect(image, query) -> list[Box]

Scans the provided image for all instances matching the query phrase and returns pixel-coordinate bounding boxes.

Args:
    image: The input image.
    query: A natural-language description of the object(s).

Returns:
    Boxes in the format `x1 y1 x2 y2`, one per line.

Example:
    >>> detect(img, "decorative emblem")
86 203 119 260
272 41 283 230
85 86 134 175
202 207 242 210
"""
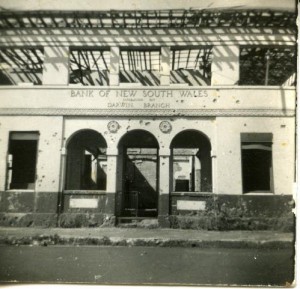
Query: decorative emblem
107 121 120 133
159 121 172 133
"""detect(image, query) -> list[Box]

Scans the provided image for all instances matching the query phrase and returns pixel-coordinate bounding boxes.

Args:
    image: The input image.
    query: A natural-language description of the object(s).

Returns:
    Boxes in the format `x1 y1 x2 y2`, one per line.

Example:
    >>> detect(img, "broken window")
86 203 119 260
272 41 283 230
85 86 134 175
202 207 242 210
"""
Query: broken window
171 47 212 86
241 133 273 193
239 46 296 86
171 130 212 192
0 48 44 85
6 132 39 190
69 49 110 86
65 130 107 190
172 149 202 192
120 49 160 86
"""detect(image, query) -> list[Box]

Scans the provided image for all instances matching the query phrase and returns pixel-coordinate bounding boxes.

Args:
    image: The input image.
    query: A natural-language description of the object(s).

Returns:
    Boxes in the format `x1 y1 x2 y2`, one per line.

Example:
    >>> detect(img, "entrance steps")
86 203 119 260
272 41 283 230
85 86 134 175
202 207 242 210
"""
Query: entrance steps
117 217 158 229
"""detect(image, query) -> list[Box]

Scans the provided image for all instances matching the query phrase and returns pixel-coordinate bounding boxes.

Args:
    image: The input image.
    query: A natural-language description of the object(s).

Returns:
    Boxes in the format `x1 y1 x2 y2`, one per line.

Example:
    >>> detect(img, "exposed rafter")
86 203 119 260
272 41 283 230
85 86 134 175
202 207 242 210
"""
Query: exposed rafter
0 48 43 85
69 49 110 86
239 46 296 86
0 9 296 30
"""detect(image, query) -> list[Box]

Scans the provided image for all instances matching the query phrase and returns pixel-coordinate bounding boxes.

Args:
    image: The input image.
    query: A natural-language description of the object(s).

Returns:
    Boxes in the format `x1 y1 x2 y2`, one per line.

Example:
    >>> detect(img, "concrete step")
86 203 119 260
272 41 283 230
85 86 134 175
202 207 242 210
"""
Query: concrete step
117 217 159 229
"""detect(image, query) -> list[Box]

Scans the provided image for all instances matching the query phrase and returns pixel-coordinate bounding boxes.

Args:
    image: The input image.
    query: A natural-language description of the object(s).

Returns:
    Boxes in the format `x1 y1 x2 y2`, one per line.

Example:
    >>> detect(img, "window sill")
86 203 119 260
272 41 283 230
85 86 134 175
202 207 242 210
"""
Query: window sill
171 191 213 196
5 189 35 193
63 190 107 195
243 191 274 195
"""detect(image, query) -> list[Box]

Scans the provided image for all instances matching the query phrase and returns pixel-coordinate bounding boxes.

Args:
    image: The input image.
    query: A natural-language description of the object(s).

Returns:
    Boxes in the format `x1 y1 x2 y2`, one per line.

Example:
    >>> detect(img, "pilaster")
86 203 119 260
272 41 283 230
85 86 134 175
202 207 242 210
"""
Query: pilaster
43 46 69 85
160 46 171 86
158 148 171 227
211 45 239 86
110 47 120 86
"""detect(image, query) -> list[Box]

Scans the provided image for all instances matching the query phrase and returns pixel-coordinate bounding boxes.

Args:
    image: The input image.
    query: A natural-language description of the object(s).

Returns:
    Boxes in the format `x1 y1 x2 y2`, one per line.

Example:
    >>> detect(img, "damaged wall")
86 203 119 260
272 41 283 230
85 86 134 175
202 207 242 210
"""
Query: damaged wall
170 193 294 231
0 116 63 226
216 117 295 195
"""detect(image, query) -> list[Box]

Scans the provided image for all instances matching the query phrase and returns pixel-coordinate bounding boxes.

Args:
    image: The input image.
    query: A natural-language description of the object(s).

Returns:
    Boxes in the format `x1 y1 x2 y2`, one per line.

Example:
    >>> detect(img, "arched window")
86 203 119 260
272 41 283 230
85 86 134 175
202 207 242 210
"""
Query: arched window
65 130 107 190
170 130 212 192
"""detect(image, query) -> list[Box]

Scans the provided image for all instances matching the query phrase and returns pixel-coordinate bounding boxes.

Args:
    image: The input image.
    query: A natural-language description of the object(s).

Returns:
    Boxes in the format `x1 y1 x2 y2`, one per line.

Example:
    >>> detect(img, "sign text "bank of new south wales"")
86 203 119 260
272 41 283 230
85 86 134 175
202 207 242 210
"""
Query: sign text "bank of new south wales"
70 88 209 109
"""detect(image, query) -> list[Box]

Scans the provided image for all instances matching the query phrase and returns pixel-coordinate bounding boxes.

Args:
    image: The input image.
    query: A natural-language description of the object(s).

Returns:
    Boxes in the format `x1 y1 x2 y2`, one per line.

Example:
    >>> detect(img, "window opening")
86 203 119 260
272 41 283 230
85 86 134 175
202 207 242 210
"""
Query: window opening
119 49 160 86
6 132 39 190
0 48 44 85
171 47 212 86
69 49 110 86
239 46 296 86
241 133 273 193
171 130 212 192
65 130 107 190
173 148 201 192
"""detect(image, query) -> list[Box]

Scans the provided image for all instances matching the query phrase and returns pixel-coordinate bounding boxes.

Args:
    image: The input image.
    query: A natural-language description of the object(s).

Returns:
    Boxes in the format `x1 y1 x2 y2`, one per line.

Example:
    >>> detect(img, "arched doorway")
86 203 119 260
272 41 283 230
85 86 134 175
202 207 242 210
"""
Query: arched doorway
170 130 212 192
118 130 159 217
65 130 107 190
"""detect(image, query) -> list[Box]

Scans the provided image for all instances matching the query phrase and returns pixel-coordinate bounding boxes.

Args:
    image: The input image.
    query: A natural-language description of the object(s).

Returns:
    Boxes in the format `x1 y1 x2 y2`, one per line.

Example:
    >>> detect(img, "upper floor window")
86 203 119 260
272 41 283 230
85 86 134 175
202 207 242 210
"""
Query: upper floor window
0 48 44 85
69 48 110 86
170 47 212 86
120 48 160 86
6 132 39 190
239 46 296 86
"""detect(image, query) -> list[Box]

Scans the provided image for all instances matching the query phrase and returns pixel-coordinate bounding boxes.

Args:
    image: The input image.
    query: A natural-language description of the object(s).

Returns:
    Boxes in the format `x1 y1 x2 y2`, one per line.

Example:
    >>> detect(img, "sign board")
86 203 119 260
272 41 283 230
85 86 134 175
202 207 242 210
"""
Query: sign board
177 200 206 211
70 88 209 110
69 198 98 209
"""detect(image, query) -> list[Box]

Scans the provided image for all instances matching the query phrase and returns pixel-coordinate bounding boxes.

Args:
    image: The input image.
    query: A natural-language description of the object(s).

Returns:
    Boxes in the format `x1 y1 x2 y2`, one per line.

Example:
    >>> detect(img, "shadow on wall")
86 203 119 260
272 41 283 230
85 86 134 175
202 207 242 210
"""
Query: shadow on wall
124 154 158 210
65 129 107 190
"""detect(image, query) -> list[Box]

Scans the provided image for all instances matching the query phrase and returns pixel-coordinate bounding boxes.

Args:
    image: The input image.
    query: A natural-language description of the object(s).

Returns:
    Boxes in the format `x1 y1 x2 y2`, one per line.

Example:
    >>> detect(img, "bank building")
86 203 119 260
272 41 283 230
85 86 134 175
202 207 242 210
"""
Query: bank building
0 0 296 230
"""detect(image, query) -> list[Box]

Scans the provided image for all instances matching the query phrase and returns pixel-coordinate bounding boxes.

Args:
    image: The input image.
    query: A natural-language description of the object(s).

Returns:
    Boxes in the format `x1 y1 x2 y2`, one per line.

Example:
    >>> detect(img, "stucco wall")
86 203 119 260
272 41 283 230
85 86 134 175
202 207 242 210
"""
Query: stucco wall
0 116 63 192
216 117 295 195
0 115 294 196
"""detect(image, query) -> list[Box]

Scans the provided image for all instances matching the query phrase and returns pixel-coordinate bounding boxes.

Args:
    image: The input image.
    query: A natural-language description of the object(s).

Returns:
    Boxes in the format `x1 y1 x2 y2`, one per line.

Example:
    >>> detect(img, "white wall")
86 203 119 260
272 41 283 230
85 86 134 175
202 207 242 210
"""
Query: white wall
0 115 294 195
0 116 63 192
216 117 295 195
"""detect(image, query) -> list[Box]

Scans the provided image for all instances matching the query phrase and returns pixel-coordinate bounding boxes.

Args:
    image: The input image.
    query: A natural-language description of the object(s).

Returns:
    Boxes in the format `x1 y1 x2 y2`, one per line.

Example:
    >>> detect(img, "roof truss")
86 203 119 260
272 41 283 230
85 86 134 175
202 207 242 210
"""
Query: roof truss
0 9 296 29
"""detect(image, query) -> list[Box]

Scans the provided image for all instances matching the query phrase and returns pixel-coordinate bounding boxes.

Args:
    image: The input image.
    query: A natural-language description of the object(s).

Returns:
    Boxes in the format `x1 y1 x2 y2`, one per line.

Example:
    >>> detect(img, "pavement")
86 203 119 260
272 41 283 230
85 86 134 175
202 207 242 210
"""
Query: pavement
0 227 294 248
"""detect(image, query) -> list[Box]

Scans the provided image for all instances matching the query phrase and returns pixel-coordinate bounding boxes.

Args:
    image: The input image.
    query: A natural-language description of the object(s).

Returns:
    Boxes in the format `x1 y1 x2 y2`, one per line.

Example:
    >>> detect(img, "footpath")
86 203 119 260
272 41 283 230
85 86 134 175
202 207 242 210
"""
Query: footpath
0 227 294 248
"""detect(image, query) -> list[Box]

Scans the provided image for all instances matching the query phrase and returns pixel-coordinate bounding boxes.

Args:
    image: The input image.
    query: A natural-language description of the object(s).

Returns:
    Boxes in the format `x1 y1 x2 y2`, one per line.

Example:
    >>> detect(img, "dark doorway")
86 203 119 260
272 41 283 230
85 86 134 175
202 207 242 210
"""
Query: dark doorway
241 133 273 194
7 132 39 190
118 130 159 217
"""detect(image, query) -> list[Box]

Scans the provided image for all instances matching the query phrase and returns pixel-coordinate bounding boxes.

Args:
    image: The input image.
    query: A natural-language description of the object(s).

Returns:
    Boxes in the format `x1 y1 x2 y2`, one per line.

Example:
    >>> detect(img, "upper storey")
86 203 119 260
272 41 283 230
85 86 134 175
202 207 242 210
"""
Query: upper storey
0 0 296 87
0 1 296 116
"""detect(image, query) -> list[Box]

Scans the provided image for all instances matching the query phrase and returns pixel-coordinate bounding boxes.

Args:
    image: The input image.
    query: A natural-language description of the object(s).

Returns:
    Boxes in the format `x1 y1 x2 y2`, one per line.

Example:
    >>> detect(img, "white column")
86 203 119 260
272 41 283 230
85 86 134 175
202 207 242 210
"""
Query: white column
158 148 171 218
160 46 171 86
59 147 67 192
43 46 69 85
211 149 217 194
110 47 120 86
106 148 118 193
211 45 239 86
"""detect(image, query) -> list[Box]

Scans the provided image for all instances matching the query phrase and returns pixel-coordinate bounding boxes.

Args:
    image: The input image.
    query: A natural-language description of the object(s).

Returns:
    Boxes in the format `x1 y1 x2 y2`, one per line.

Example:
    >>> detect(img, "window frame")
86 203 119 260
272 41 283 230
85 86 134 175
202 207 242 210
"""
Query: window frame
6 131 40 191
240 133 274 194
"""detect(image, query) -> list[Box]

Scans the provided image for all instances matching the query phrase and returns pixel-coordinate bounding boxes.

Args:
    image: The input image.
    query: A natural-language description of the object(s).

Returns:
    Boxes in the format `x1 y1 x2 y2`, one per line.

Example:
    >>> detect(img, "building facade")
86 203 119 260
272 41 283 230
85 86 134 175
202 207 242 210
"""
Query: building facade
0 0 296 230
